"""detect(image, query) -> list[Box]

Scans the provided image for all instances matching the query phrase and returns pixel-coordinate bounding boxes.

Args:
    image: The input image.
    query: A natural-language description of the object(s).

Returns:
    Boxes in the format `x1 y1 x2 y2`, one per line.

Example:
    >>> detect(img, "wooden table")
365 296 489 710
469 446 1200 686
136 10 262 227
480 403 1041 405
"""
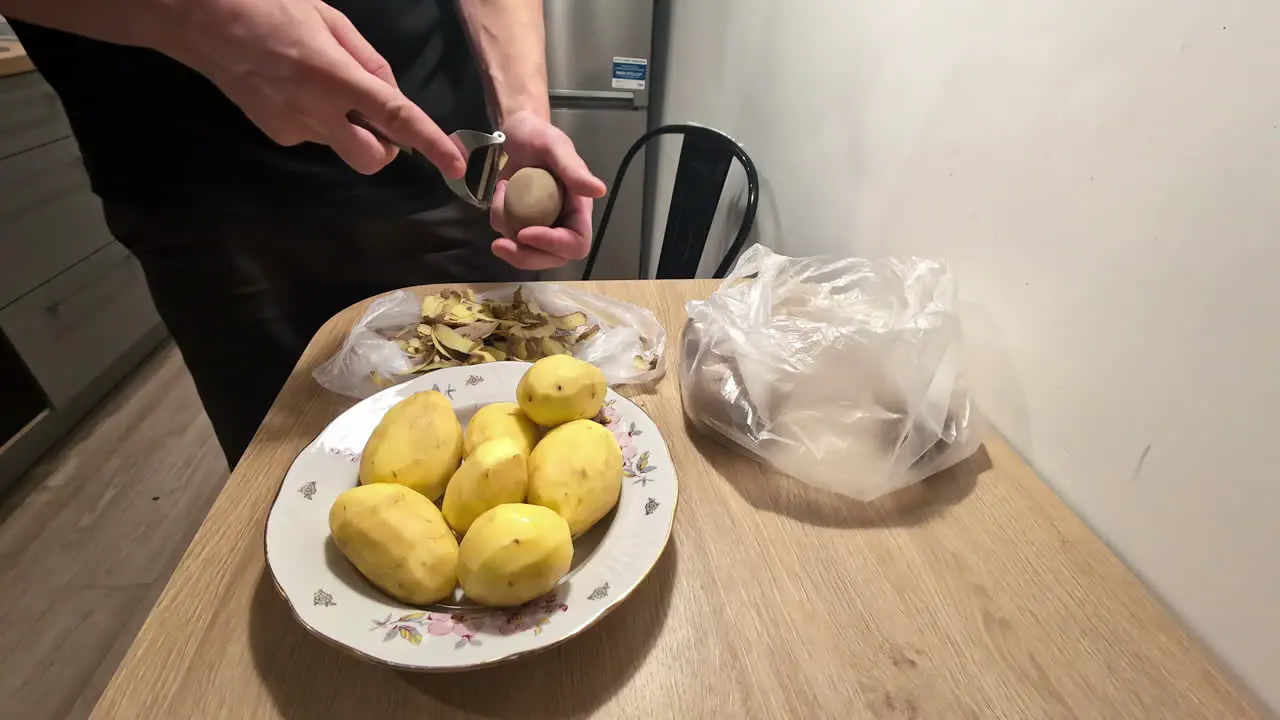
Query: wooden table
91 281 1262 719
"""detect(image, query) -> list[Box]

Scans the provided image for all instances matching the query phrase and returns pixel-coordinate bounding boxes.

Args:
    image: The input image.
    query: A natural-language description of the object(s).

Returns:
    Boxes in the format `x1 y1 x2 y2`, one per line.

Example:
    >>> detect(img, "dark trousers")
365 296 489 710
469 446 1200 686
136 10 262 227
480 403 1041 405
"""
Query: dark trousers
104 201 530 468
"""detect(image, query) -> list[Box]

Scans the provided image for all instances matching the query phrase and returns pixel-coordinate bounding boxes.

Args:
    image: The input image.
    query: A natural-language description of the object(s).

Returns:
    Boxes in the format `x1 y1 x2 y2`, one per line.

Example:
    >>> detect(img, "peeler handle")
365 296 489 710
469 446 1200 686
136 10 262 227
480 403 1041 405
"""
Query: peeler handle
345 111 412 154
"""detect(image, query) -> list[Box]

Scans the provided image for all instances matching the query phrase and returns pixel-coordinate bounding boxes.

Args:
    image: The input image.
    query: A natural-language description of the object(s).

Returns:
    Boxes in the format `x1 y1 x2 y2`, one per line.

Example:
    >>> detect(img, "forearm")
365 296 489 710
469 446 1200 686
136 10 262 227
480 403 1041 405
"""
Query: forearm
456 0 550 124
0 0 182 51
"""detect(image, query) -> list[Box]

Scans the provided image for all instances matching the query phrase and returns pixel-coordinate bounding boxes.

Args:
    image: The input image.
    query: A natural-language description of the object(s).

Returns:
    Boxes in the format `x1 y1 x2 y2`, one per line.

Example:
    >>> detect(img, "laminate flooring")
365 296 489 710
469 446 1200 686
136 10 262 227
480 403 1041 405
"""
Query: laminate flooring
0 344 229 719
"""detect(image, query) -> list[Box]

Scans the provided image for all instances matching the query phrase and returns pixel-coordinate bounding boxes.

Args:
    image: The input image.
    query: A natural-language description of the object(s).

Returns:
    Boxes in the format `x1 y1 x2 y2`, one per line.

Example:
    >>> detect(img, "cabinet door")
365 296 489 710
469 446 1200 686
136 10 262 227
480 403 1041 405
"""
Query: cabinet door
0 241 161 407
0 72 72 160
0 137 114 307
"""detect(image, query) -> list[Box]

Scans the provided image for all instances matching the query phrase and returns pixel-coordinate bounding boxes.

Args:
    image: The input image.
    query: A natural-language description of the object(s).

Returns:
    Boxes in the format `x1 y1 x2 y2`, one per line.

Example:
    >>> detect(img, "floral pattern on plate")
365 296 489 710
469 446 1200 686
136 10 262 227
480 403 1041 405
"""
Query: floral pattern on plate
597 400 659 485
371 594 570 650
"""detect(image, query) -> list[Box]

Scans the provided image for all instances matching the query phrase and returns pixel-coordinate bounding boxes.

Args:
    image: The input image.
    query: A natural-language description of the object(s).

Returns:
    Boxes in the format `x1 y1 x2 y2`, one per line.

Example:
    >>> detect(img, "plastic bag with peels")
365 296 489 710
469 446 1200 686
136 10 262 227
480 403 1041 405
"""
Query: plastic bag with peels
680 245 980 502
314 284 666 399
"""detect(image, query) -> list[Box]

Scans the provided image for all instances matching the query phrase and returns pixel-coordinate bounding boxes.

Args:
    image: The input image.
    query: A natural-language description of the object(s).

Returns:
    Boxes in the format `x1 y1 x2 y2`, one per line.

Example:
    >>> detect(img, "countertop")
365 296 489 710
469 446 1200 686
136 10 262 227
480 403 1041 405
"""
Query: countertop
89 280 1263 719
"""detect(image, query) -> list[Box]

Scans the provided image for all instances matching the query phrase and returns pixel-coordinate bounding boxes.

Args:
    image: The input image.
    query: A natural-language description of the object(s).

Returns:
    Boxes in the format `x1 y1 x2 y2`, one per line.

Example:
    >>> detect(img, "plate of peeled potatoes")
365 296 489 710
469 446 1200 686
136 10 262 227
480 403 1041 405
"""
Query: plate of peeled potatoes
265 356 677 671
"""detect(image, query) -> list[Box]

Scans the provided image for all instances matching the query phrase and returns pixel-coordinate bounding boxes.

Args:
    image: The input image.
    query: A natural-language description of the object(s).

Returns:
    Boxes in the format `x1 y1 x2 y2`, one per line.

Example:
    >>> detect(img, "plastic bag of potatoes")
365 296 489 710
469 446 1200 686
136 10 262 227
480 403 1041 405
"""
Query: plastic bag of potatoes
680 245 982 502
315 284 666 398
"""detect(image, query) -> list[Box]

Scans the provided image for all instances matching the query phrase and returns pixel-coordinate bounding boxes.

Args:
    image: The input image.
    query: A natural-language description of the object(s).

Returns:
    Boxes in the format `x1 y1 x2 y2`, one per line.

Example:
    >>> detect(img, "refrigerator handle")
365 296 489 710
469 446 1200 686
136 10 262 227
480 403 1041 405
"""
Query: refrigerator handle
549 89 643 110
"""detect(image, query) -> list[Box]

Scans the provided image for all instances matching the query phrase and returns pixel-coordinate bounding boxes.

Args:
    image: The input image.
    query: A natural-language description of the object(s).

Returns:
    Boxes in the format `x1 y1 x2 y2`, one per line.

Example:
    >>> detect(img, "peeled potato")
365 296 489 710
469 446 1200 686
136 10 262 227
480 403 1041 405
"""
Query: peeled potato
517 355 607 427
464 402 540 457
329 484 459 606
527 419 622 537
505 167 563 234
359 390 463 501
442 438 529 534
457 503 573 607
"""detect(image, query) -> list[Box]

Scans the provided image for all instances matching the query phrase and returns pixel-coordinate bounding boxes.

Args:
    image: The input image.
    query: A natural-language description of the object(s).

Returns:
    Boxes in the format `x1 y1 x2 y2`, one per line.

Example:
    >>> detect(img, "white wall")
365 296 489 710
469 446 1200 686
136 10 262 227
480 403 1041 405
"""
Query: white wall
654 0 1280 709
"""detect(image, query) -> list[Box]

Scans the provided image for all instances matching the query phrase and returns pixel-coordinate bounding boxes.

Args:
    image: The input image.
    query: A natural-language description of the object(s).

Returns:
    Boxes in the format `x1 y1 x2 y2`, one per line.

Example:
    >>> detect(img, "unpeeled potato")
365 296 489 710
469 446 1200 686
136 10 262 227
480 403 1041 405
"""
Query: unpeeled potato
505 167 563 234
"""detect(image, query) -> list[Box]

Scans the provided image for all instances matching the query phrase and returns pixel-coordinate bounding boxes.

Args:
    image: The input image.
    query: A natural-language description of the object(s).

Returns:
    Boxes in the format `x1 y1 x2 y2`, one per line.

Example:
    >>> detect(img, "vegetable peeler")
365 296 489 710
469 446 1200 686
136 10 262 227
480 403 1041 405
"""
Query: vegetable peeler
347 111 506 210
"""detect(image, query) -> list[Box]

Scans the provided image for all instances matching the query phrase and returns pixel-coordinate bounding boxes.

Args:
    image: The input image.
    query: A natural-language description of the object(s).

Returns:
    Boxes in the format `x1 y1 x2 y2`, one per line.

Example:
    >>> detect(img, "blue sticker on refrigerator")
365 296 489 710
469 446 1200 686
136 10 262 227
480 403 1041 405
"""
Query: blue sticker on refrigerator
611 57 648 90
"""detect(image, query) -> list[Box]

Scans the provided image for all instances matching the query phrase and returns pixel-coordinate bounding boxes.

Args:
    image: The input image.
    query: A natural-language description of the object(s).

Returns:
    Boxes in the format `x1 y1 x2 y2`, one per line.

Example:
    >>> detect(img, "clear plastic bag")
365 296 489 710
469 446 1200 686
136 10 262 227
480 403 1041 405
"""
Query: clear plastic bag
315 284 666 399
680 245 980 501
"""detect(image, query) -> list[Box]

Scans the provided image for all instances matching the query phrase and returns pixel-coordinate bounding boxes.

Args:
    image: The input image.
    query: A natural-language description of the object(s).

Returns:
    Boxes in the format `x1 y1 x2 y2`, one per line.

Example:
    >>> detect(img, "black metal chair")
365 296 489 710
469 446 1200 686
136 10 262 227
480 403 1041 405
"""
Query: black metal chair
581 123 759 280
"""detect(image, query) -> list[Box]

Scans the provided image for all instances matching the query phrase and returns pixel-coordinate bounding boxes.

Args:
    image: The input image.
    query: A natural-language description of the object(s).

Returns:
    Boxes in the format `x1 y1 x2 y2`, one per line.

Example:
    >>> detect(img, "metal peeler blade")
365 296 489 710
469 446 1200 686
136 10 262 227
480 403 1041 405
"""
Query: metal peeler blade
345 112 506 210
445 129 507 210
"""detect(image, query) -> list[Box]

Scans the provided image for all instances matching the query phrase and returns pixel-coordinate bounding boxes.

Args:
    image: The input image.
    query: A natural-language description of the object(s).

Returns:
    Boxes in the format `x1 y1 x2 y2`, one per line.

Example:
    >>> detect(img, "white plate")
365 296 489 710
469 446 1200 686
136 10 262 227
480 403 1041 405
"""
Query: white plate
265 361 677 671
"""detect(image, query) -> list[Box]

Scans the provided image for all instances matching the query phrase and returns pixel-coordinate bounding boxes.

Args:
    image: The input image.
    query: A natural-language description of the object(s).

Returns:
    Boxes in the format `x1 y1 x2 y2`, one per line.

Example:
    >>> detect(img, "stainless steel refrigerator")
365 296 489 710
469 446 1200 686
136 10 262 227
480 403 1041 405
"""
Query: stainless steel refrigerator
539 0 654 281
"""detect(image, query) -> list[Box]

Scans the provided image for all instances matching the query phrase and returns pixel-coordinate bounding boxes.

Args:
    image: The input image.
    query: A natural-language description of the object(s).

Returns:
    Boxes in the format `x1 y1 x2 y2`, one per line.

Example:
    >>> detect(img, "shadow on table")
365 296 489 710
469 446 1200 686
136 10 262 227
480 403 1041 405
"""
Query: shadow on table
250 537 679 720
684 416 989 529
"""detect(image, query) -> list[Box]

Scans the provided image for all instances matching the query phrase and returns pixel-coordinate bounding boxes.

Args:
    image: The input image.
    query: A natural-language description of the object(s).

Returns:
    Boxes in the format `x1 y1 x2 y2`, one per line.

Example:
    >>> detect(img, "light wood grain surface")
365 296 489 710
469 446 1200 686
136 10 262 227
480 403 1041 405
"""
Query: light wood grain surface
0 39 33 78
90 280 1262 719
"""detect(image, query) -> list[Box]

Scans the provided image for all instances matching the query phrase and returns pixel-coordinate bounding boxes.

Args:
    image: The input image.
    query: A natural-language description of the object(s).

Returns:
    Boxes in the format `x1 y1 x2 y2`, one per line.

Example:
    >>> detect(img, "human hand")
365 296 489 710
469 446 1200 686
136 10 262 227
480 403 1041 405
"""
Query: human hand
162 0 466 176
489 111 607 271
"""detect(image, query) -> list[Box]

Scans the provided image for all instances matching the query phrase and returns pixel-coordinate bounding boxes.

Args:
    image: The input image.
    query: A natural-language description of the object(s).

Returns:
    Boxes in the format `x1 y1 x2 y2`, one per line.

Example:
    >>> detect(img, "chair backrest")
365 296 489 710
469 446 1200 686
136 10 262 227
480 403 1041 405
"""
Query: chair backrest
581 123 759 281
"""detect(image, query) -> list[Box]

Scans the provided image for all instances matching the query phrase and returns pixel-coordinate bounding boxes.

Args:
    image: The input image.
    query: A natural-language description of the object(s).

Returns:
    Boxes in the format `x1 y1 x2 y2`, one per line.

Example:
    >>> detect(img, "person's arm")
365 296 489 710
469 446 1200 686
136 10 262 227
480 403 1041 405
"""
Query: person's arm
456 0 606 271
0 0 465 176
454 0 550 125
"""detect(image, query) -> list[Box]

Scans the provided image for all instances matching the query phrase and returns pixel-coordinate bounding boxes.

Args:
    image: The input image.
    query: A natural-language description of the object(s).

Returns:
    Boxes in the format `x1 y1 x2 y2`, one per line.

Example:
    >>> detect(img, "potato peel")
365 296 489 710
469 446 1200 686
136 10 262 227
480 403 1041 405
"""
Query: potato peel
386 286 602 376
433 323 480 357
557 312 588 330
455 321 499 342
421 295 446 320
540 338 569 356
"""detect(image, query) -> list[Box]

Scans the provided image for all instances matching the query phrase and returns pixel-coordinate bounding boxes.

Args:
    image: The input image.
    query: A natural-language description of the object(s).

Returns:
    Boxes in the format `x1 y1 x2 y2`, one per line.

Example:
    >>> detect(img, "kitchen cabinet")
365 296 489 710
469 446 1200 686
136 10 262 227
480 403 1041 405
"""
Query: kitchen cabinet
1 242 160 407
0 71 70 161
0 68 166 494
0 137 118 307
0 332 46 449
